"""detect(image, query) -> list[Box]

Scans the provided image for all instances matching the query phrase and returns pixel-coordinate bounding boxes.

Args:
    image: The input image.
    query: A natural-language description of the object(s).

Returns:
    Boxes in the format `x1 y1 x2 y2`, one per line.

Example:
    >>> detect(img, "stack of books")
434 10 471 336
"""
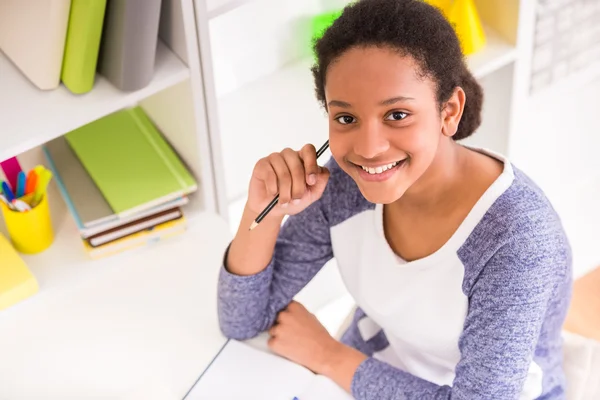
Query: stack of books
43 106 197 259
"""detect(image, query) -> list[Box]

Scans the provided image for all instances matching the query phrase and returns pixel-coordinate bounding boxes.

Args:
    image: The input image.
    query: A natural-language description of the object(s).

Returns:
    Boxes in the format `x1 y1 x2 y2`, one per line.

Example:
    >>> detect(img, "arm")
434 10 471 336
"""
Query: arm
217 199 333 340
339 307 390 357
319 235 568 400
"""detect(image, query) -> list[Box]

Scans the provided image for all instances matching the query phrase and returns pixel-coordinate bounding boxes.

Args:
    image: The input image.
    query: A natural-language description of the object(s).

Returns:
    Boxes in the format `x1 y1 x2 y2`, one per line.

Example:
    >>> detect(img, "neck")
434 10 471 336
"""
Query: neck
393 138 467 211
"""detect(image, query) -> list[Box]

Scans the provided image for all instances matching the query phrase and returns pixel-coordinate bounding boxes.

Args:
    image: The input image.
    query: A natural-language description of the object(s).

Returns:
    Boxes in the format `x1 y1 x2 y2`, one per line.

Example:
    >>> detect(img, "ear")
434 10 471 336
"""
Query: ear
441 87 466 138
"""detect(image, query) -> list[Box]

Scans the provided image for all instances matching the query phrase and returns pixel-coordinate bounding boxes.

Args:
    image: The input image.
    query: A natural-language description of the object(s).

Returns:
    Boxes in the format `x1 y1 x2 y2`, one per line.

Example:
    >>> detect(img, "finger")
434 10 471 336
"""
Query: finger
287 301 308 315
311 166 330 198
254 158 278 196
276 309 289 324
268 153 293 205
285 300 300 311
299 144 319 186
281 148 306 202
268 324 278 337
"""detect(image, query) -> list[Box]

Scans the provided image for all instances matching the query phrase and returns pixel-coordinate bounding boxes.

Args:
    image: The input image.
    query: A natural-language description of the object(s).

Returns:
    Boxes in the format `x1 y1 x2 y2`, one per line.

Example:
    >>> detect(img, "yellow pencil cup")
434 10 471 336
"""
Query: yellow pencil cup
0 194 54 254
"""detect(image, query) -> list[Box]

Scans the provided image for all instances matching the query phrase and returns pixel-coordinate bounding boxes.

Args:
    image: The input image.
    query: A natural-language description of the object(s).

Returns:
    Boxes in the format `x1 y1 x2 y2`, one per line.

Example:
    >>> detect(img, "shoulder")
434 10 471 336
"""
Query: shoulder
312 156 374 227
459 164 572 290
492 166 568 244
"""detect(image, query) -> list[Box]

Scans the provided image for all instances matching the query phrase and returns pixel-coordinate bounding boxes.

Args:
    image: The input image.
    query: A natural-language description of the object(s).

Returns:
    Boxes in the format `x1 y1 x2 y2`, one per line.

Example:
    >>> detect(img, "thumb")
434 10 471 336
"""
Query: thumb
309 167 330 200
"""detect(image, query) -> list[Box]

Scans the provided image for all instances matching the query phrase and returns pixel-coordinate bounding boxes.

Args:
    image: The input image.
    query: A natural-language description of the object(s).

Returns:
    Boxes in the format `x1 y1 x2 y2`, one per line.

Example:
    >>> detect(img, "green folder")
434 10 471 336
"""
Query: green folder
65 107 198 217
61 0 107 94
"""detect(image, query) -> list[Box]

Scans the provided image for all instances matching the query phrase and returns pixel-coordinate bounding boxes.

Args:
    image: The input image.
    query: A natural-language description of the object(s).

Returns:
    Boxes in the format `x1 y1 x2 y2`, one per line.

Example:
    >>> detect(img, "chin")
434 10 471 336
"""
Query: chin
356 185 407 205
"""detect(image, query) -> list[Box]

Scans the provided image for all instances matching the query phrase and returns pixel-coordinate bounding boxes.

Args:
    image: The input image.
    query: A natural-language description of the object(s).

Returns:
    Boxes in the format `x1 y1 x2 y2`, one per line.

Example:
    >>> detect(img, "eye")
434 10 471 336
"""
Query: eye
335 115 356 125
385 111 408 121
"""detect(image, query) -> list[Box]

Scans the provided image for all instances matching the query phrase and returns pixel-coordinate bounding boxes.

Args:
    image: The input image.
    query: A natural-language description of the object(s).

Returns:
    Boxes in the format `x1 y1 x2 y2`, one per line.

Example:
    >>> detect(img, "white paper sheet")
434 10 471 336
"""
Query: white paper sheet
185 340 314 400
299 375 354 400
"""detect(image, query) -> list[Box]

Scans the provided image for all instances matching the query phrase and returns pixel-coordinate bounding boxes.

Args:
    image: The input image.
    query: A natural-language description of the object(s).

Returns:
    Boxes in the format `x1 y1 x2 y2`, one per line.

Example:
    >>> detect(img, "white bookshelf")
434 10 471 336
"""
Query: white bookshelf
0 0 226 249
0 1 234 396
0 41 189 162
207 0 256 19
0 0 231 382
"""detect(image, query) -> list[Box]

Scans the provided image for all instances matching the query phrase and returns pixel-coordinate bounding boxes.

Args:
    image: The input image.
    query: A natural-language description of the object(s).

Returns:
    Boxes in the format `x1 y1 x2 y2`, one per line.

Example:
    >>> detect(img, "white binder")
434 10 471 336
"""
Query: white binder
0 0 71 90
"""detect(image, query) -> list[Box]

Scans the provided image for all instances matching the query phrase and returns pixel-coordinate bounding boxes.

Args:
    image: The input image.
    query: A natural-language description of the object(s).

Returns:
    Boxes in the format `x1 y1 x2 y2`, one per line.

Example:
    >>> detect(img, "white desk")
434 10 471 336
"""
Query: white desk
0 213 232 400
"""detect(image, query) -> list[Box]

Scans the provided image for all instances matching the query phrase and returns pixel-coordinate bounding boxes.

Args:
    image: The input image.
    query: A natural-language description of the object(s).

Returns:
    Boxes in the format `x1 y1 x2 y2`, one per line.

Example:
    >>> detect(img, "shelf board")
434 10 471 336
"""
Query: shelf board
0 207 231 399
207 0 256 19
469 24 518 79
1 189 227 309
217 24 515 201
0 147 228 310
0 210 231 396
0 40 189 162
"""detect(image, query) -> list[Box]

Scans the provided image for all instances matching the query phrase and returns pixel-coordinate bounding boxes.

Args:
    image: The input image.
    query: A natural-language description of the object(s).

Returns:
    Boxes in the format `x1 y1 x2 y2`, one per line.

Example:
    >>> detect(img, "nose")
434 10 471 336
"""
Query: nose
353 120 390 160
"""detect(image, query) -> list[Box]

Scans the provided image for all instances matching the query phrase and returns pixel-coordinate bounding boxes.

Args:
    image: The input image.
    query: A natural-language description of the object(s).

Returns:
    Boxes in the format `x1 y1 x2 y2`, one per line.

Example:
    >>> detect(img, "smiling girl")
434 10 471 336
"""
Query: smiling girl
216 0 573 398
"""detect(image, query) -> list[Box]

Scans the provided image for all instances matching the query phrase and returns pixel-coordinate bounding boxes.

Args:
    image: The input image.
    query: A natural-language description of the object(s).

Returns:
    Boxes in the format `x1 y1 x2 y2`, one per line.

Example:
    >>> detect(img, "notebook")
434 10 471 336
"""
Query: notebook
61 0 107 94
185 340 353 400
64 106 197 218
43 136 188 237
87 208 182 247
0 233 39 310
82 215 187 259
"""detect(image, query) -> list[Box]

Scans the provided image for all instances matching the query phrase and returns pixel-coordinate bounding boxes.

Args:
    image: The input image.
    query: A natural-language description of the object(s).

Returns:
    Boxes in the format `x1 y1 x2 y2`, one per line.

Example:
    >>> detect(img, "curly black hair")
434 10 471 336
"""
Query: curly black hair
311 0 483 140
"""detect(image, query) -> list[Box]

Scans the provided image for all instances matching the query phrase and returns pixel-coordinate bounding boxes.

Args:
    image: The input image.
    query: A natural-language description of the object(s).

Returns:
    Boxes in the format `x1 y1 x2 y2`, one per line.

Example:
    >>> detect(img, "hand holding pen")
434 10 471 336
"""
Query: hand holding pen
247 141 330 230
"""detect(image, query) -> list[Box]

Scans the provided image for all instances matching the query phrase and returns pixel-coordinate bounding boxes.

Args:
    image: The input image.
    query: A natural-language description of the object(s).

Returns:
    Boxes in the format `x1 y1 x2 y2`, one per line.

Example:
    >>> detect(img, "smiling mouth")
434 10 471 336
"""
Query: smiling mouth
356 159 407 175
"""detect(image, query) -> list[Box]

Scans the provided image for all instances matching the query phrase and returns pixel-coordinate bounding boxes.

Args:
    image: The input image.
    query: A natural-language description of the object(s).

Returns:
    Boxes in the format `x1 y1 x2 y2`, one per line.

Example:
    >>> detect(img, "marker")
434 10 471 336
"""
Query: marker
12 199 31 212
16 171 26 197
0 194 16 211
1 181 15 203
0 157 23 192
25 169 38 195
33 165 45 176
32 168 52 207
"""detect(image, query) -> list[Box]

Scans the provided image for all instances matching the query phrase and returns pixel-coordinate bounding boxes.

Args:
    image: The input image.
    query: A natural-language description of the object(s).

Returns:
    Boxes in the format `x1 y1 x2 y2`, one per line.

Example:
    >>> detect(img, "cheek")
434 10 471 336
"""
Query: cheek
327 133 350 164
393 122 441 178
394 119 440 153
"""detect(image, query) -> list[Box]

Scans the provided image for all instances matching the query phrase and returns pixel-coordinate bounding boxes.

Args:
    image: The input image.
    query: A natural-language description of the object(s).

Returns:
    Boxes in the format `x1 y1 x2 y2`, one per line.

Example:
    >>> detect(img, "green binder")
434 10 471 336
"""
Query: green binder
61 0 107 94
65 107 198 217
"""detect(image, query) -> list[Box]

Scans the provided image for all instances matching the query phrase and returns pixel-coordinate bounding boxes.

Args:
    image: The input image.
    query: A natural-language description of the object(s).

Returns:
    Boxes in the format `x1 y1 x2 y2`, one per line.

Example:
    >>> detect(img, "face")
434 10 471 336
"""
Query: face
324 46 450 204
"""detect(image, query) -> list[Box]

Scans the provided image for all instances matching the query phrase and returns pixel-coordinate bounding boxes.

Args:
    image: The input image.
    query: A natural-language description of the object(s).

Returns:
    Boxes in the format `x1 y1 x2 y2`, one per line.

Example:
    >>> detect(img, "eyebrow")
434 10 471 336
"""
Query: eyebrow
327 96 416 109
328 100 352 108
380 96 415 105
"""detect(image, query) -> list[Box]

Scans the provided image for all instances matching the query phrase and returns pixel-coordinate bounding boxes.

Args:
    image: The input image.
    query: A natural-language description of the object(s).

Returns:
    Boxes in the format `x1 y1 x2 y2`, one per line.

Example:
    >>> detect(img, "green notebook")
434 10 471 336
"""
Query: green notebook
65 107 198 217
61 0 107 94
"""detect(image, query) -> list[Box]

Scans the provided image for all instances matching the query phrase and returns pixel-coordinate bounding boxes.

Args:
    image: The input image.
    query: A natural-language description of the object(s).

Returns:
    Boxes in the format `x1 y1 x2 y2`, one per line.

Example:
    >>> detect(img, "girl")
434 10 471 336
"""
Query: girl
217 0 573 398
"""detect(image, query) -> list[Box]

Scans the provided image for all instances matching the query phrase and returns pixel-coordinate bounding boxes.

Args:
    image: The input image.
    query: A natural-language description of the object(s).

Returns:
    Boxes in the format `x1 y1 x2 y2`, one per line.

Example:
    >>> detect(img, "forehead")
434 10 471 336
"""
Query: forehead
324 46 435 102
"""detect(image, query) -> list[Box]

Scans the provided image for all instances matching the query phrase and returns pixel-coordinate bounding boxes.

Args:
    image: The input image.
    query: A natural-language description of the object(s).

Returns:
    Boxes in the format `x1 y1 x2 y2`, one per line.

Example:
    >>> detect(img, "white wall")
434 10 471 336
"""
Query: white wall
209 0 351 97
510 77 600 279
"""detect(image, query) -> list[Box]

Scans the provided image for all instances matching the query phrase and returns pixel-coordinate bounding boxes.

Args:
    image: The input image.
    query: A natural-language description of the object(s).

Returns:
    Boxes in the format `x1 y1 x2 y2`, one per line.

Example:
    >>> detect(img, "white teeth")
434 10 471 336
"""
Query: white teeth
361 160 403 175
